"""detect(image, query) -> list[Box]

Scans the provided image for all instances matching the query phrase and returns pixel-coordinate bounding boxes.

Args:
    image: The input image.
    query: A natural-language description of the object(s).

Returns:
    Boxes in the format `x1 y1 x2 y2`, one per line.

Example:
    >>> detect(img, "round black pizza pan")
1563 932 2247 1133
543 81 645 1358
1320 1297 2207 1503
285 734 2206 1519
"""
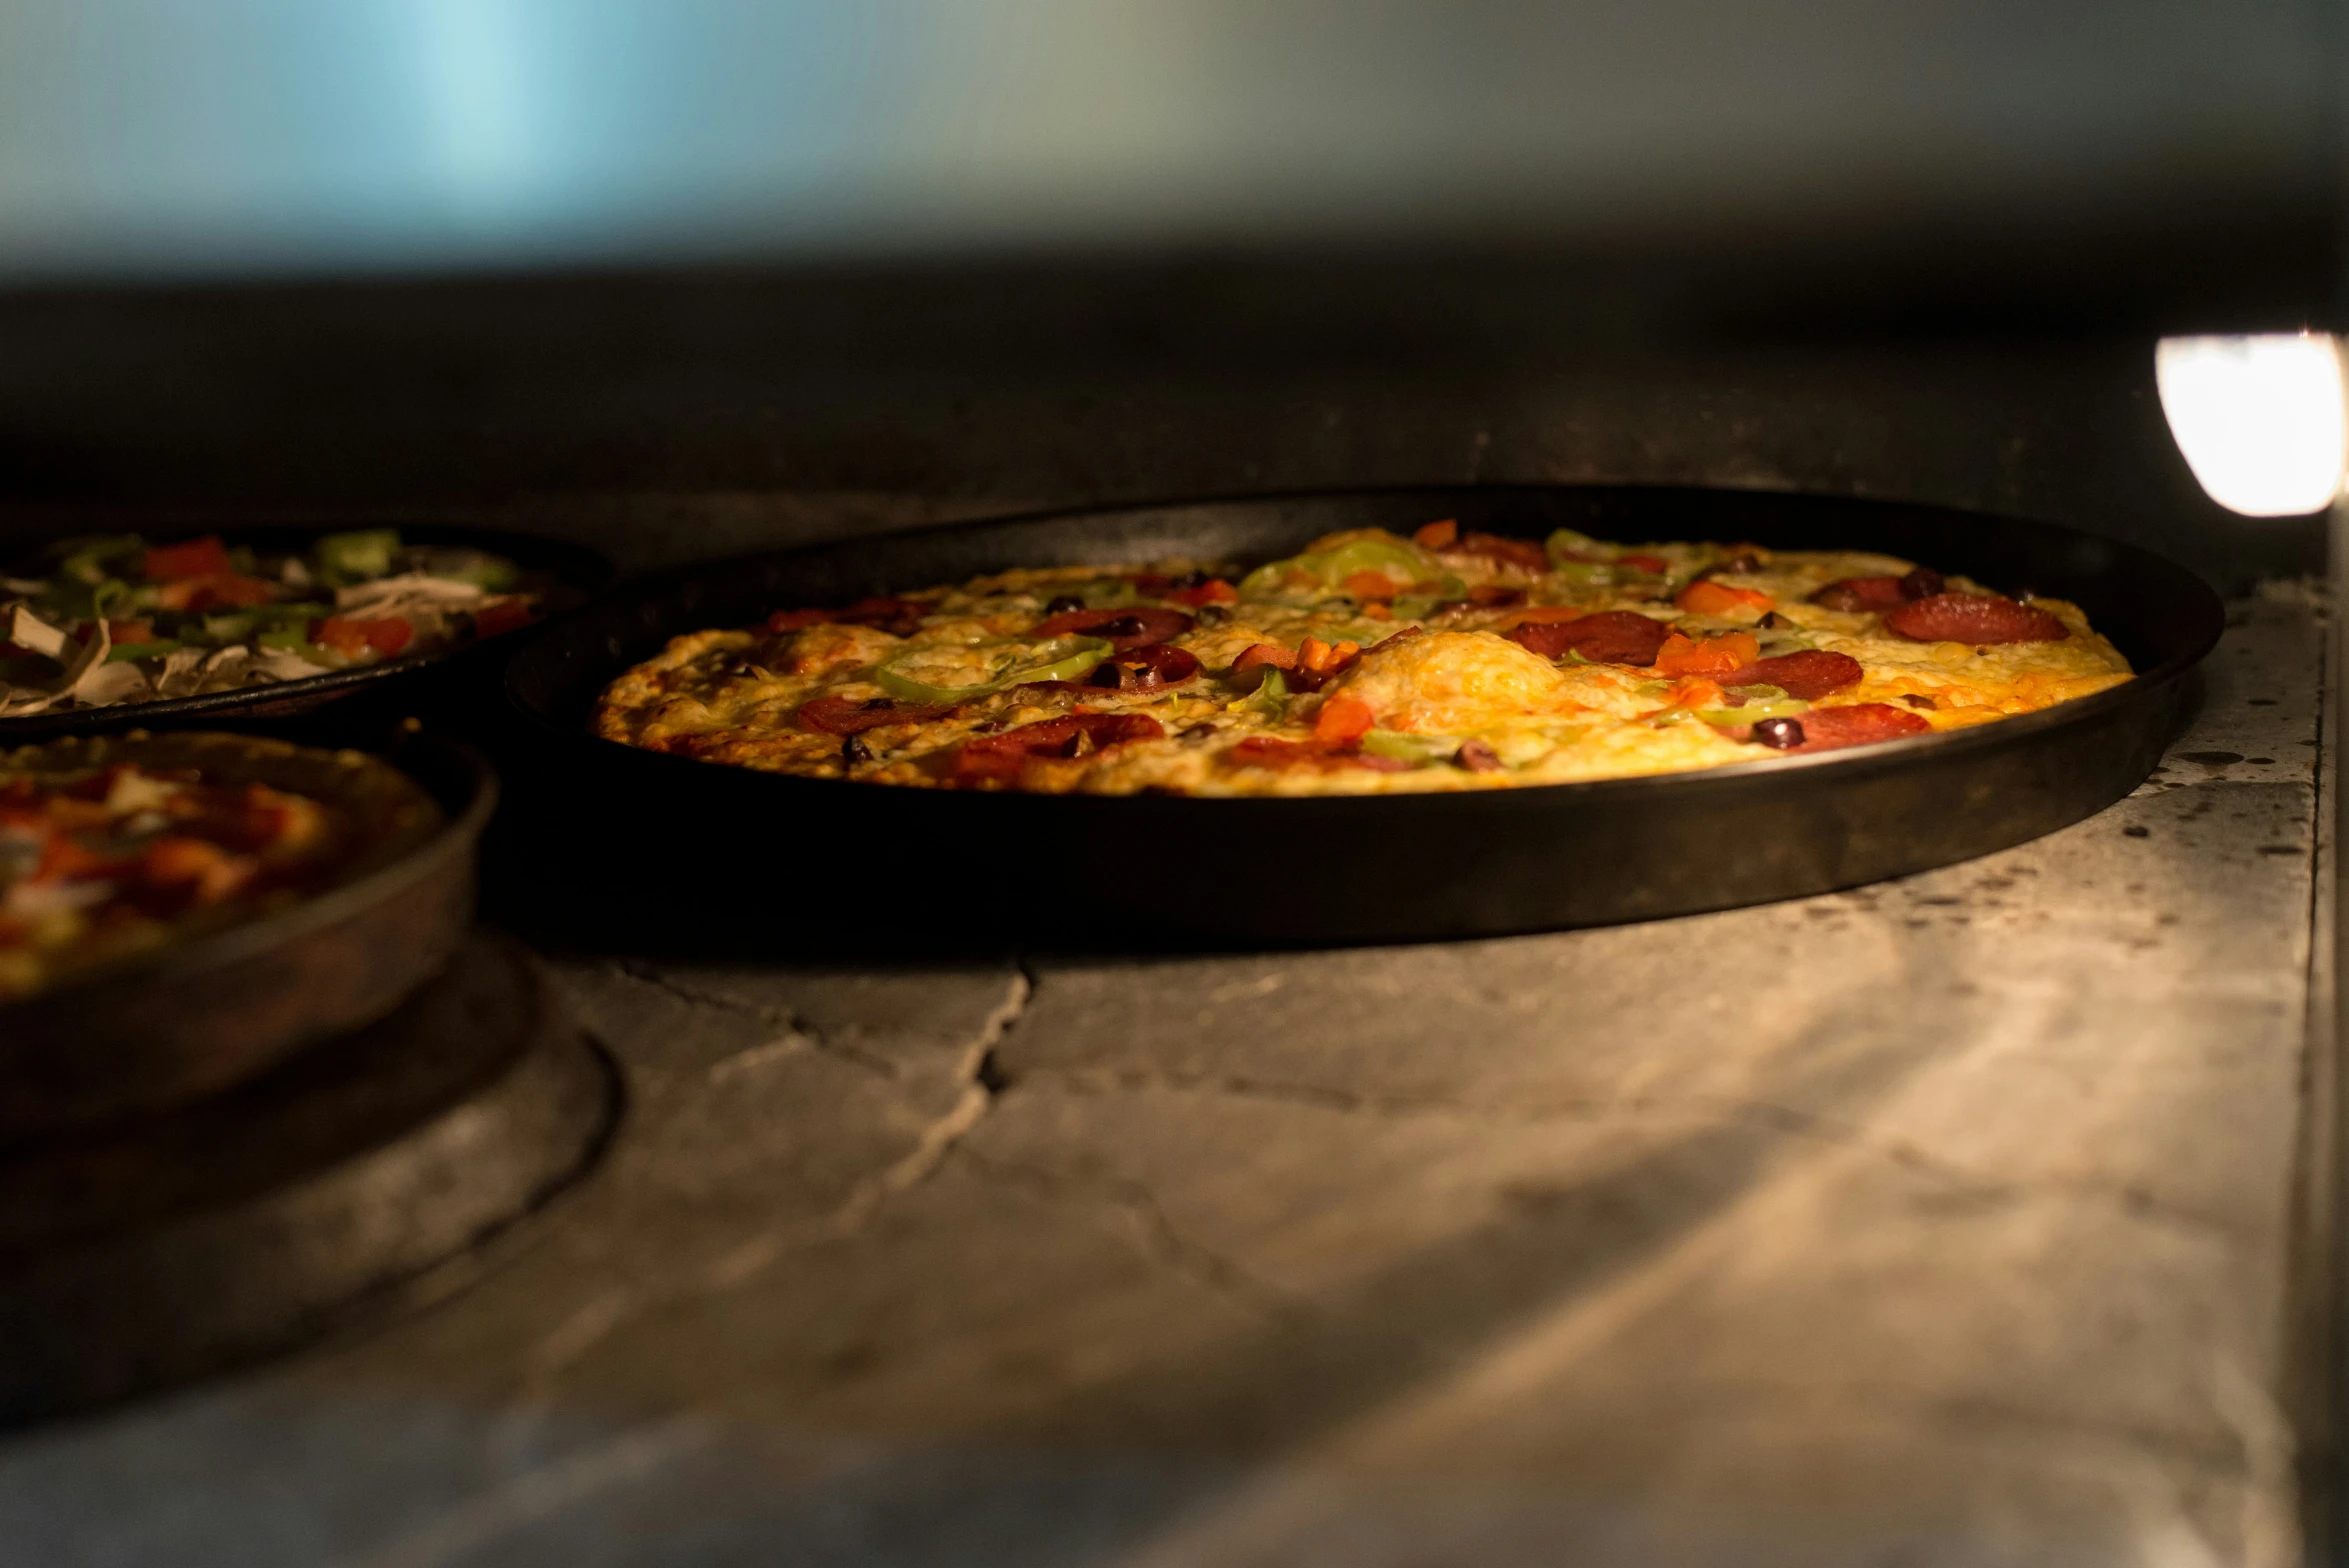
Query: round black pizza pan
500 485 2223 950
0 524 612 744
0 726 496 1138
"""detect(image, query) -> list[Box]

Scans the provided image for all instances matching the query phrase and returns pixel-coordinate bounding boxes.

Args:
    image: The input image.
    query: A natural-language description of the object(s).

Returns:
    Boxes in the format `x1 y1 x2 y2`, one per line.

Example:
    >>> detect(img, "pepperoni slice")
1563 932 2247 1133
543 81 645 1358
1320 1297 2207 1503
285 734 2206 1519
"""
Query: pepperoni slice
953 712 1165 784
1445 531 1548 572
1788 703 1932 754
1030 605 1195 649
762 596 929 637
1718 649 1864 700
1883 593 2068 644
1505 610 1671 666
1093 642 1202 691
1809 576 1908 612
798 695 960 734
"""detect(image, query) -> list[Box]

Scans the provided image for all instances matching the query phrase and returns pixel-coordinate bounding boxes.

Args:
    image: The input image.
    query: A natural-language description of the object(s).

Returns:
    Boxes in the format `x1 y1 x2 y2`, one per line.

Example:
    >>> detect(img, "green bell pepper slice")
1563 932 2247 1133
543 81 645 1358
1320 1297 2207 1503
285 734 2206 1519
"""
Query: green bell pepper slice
256 623 322 653
436 554 520 592
873 635 1111 704
50 535 145 585
1239 666 1289 720
314 529 401 584
1358 730 1456 763
1239 538 1463 603
1695 692 1810 728
105 638 183 663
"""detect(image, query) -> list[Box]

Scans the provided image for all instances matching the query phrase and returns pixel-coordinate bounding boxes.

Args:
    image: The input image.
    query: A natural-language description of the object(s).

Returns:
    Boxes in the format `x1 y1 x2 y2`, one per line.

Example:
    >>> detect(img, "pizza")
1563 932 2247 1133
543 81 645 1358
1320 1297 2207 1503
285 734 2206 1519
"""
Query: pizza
1 529 548 719
0 732 442 1002
592 520 2132 796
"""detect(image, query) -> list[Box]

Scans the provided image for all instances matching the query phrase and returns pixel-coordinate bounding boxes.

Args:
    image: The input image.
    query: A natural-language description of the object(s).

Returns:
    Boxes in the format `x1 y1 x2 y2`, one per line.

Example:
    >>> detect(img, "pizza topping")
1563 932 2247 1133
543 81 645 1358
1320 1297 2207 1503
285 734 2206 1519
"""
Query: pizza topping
1653 631 1761 677
874 634 1111 703
1240 536 1463 606
952 712 1165 785
1750 717 1806 749
798 695 963 734
1717 650 1864 700
1884 592 2069 644
1313 695 1378 743
1093 642 1204 691
1505 610 1671 666
1441 532 1549 573
1029 605 1194 649
1809 576 1905 611
1165 578 1239 607
1675 579 1775 618
1786 703 1933 752
1236 636 1364 693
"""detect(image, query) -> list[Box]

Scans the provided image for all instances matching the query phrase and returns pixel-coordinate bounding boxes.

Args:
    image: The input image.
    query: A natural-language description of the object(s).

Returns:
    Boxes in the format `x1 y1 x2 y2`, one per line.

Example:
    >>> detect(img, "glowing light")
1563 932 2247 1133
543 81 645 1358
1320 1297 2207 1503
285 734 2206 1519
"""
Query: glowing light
2156 333 2348 517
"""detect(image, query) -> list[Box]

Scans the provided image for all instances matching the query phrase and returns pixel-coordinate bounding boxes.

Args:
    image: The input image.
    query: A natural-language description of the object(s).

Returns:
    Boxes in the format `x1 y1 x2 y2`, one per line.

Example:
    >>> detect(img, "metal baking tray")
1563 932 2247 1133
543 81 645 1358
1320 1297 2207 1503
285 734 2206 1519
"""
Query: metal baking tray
0 727 494 1137
0 524 611 743
502 485 2222 948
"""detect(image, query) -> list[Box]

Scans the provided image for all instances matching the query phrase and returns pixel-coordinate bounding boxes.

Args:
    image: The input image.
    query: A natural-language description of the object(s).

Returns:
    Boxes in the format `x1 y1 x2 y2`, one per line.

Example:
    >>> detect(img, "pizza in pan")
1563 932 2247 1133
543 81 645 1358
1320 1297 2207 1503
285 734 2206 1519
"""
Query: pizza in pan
592 520 2132 796
1 530 546 719
0 732 441 1002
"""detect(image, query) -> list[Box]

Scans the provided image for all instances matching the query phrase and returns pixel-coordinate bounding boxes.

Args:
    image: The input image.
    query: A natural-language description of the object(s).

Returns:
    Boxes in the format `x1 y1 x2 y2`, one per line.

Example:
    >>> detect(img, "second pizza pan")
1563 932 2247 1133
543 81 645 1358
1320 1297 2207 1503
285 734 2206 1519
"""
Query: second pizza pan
0 728 495 1138
502 485 2223 948
0 524 612 744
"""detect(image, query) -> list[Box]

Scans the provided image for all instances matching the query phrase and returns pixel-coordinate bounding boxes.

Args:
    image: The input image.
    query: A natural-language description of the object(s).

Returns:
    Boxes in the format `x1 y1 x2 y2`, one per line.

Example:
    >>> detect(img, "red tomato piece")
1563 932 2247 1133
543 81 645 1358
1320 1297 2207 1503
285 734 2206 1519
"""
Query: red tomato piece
472 598 536 640
1412 519 1459 549
157 573 276 612
312 617 373 656
1675 580 1776 617
1166 578 1239 607
1313 695 1377 742
141 536 230 582
1653 630 1761 677
313 616 414 656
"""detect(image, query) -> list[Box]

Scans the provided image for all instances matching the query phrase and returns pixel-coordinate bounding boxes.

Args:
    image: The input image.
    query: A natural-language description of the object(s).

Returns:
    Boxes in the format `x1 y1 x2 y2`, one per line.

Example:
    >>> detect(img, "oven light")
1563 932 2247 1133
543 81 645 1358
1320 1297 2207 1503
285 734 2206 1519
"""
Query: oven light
2155 333 2348 517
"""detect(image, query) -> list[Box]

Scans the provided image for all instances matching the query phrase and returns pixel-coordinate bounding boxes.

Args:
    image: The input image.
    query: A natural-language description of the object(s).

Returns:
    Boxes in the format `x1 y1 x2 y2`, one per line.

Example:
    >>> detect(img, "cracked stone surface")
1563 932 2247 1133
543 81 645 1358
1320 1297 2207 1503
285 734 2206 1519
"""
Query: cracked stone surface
0 584 2327 1568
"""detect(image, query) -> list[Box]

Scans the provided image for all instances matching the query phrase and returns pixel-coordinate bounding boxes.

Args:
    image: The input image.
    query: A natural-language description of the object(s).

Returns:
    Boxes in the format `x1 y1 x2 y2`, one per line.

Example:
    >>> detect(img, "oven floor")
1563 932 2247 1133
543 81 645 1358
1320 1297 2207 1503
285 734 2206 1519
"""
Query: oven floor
0 584 2328 1568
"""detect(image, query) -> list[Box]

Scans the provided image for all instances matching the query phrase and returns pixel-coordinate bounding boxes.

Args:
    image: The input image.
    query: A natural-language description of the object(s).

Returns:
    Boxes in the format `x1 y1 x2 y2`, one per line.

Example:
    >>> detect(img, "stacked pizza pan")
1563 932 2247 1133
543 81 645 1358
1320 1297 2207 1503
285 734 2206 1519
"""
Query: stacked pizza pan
0 523 616 1424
